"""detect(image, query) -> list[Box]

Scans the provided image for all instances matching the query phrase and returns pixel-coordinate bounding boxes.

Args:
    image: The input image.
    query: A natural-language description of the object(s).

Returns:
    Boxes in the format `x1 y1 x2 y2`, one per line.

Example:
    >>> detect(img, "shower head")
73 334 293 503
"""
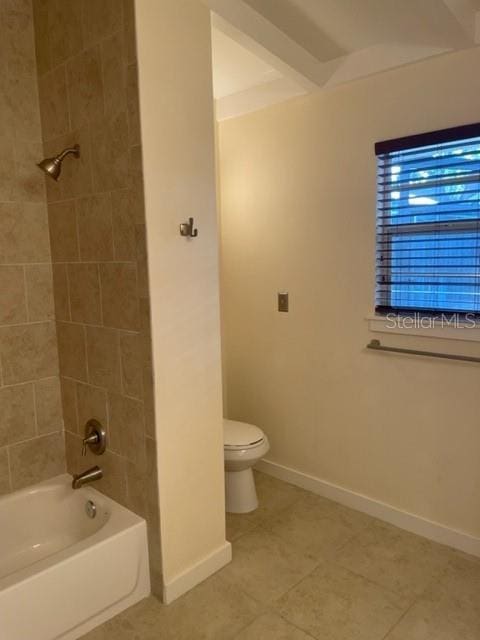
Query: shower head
37 144 80 181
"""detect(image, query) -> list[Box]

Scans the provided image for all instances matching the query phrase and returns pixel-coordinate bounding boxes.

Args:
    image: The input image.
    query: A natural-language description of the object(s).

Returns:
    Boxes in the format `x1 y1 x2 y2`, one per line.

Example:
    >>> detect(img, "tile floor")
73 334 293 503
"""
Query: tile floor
81 471 480 640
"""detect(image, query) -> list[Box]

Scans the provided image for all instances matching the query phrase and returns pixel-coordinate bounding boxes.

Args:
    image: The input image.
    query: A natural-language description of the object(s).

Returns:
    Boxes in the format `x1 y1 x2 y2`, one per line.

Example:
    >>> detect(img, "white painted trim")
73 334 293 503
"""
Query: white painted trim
162 541 232 604
366 314 480 343
256 458 480 558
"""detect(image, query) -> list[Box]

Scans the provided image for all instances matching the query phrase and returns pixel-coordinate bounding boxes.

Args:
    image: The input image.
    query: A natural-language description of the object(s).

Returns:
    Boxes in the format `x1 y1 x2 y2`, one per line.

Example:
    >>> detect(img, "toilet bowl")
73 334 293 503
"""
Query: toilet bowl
224 419 269 513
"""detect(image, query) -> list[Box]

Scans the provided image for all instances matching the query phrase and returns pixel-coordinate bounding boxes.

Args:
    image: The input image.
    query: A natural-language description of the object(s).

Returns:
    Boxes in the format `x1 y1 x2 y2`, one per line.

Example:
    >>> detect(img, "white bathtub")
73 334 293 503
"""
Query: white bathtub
0 474 150 640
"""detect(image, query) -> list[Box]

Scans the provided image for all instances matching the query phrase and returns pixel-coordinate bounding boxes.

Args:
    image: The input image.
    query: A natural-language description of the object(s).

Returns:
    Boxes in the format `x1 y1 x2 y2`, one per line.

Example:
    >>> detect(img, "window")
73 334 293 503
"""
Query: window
375 123 480 316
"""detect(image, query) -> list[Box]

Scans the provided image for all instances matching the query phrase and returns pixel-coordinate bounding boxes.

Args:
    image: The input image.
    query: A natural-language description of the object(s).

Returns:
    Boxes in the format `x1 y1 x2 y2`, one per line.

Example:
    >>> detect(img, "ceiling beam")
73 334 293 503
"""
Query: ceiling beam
205 0 327 90
442 0 480 43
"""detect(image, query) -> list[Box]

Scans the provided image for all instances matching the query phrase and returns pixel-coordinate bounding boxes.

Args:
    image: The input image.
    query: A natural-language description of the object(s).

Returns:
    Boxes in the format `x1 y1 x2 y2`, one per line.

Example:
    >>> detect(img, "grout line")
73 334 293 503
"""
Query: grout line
0 319 54 329
0 262 53 267
53 260 137 266
380 599 417 640
23 265 30 322
83 324 90 385
31 381 39 436
64 263 72 321
98 262 105 328
7 429 64 450
6 446 12 492
0 375 59 391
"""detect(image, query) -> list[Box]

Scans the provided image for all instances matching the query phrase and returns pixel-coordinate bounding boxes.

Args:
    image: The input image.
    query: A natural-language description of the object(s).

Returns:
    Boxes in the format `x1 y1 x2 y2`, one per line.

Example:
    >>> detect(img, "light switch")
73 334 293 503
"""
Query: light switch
278 292 289 312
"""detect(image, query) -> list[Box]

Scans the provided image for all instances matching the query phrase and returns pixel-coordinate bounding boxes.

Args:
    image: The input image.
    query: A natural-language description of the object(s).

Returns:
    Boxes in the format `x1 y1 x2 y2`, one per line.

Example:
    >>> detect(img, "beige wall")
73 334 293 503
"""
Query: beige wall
135 0 227 592
219 46 480 538
32 0 162 590
0 0 64 495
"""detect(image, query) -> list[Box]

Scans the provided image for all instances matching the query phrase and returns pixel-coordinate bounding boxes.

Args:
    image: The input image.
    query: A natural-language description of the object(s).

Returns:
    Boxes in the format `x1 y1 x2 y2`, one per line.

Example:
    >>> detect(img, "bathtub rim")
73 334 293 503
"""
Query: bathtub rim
0 474 147 592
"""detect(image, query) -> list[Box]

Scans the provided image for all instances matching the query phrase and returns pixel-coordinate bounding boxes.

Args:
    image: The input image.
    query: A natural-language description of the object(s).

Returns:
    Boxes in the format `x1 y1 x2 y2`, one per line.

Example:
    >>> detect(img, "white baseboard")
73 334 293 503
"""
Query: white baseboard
256 459 480 558
162 541 232 604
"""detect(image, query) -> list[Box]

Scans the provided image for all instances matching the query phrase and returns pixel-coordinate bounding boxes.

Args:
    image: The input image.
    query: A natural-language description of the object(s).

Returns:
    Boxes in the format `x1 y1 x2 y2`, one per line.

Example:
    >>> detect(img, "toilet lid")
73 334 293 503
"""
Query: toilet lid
223 419 264 448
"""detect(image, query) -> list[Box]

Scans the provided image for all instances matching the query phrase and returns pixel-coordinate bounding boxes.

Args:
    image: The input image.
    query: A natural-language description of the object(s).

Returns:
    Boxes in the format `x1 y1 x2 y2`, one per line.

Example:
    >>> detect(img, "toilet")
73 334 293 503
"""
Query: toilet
223 419 270 513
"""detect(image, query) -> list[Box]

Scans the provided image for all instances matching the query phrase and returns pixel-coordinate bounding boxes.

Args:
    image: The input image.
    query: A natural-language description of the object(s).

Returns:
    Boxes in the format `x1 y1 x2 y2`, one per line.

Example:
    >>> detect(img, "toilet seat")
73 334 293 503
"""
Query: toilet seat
224 419 265 450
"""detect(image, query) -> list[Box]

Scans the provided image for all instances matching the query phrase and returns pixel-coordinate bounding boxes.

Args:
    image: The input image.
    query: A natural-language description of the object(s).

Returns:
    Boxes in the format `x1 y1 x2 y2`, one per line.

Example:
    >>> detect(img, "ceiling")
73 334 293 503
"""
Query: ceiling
207 0 480 120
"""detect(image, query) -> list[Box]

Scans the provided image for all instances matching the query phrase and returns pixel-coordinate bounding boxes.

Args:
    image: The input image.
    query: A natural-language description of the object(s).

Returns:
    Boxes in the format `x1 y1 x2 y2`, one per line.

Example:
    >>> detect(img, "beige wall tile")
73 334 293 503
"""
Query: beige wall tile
76 194 114 261
68 263 101 324
125 459 147 517
119 331 143 399
66 45 104 130
38 65 69 141
13 139 46 202
0 322 58 384
90 111 129 191
82 0 122 47
57 321 87 381
10 73 42 142
0 135 16 201
60 376 77 433
127 63 141 146
100 263 139 330
86 325 121 391
32 0 50 75
9 431 65 490
135 224 149 298
34 376 63 434
76 382 107 433
0 383 35 447
0 202 50 263
0 447 11 495
108 392 146 466
128 145 145 223
122 0 137 65
52 264 70 320
25 264 55 321
0 0 36 77
0 266 27 325
102 32 126 118
47 0 83 65
111 189 136 260
143 366 155 438
48 200 79 262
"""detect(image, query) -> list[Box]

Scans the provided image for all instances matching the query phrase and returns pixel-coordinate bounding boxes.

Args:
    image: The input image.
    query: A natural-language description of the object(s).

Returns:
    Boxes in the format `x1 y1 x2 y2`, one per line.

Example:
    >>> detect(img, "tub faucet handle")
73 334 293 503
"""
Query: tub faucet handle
82 432 99 456
81 419 107 456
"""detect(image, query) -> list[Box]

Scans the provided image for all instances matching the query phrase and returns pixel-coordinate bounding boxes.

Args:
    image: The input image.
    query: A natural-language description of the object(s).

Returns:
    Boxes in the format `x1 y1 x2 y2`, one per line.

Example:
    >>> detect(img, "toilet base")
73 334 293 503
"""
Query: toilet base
225 468 258 513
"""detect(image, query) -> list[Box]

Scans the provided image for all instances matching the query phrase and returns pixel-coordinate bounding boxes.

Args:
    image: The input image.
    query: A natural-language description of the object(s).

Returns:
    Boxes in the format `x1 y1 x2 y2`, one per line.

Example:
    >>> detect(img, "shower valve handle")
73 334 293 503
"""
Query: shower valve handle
81 419 107 456
82 432 99 456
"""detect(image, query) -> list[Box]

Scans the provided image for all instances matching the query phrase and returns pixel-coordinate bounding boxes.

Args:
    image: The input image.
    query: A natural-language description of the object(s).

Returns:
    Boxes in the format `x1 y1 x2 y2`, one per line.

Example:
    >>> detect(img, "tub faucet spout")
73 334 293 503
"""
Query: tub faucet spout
72 465 103 489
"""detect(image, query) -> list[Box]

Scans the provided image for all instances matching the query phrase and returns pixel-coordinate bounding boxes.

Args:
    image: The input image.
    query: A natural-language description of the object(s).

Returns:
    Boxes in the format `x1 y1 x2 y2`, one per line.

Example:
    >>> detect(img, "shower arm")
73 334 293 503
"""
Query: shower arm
57 145 80 162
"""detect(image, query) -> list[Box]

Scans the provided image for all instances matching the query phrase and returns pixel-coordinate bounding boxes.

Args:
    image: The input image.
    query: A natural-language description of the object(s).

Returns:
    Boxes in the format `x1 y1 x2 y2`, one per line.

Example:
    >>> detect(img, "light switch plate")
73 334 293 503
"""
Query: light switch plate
278 292 289 312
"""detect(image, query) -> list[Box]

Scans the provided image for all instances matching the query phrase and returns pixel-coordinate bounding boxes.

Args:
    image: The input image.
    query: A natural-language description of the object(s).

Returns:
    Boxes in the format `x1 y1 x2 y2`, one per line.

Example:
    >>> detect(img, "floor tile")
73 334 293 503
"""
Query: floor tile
335 520 453 605
233 612 316 639
226 512 258 542
275 561 406 640
81 574 262 640
262 491 373 560
386 553 480 640
219 526 318 605
247 471 307 526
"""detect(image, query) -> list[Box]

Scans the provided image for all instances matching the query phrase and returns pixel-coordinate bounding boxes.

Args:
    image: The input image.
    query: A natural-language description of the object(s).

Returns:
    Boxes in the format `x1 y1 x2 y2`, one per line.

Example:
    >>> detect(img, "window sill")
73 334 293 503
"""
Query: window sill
366 314 480 343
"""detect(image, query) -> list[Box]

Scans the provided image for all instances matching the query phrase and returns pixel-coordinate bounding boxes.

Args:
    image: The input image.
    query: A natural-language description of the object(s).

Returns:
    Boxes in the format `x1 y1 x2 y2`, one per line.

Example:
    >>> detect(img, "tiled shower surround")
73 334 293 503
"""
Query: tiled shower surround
0 0 64 494
1 0 161 591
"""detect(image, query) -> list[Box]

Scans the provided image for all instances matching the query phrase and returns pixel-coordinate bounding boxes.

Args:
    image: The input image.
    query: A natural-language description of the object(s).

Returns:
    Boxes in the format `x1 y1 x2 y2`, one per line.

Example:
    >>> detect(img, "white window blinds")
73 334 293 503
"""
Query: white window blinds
375 123 480 315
